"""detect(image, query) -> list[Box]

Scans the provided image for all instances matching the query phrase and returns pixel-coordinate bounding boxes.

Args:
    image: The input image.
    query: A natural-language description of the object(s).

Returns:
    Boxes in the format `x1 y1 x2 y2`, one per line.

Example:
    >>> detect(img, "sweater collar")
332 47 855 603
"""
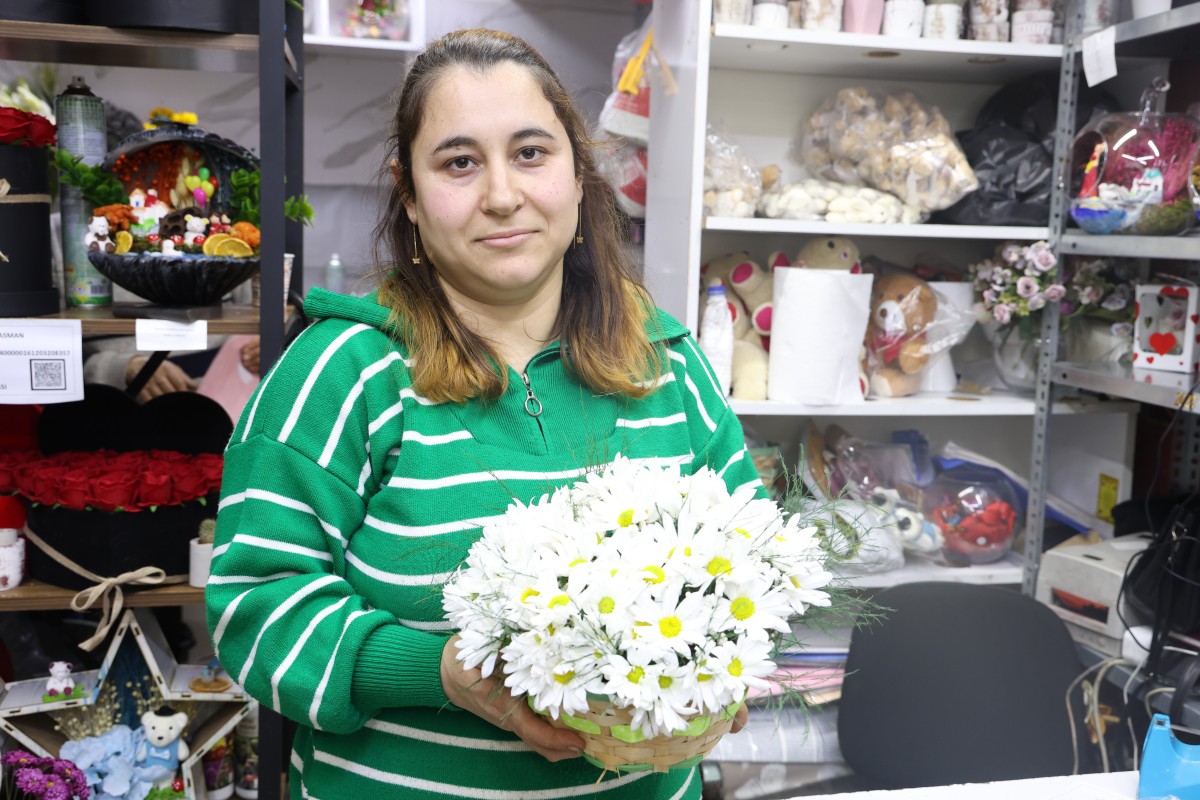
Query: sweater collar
302 287 688 344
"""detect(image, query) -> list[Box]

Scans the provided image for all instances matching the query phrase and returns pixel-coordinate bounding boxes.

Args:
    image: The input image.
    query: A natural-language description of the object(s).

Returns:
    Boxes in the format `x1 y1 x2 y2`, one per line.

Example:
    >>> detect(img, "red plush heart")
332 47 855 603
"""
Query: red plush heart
1160 286 1190 298
1192 314 1198 324
1149 332 1178 356
1146 356 1155 364
1132 352 1139 361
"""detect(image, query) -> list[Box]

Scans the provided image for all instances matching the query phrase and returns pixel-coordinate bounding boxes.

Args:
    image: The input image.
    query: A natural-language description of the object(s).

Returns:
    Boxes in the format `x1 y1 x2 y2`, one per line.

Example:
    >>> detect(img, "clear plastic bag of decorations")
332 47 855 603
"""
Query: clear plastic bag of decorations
759 178 923 223
922 471 1021 565
801 87 979 214
704 124 762 218
1070 78 1200 236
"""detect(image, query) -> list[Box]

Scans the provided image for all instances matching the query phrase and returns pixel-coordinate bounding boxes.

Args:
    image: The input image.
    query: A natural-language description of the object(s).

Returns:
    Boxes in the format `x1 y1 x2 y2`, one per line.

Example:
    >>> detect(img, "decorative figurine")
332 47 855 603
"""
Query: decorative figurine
189 658 233 693
135 705 191 790
84 215 115 253
183 214 208 246
42 661 85 702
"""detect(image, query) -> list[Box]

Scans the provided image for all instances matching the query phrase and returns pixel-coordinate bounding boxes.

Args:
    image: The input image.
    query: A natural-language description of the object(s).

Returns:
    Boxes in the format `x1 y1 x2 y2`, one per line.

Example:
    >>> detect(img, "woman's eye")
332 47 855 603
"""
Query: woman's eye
518 147 542 161
450 157 472 170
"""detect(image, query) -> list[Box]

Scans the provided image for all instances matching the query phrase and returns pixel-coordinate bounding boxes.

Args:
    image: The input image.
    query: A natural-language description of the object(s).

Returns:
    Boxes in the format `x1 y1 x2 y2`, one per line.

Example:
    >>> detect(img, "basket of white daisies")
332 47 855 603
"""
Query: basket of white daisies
442 455 838 774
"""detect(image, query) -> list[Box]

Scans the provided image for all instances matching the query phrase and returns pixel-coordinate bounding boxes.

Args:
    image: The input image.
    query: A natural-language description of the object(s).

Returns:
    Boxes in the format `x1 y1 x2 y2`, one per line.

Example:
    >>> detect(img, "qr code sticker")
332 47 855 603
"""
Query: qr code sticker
30 359 66 391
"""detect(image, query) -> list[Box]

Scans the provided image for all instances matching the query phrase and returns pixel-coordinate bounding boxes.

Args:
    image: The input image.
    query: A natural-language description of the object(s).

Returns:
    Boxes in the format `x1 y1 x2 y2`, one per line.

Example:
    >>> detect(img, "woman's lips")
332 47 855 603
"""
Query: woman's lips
479 230 536 248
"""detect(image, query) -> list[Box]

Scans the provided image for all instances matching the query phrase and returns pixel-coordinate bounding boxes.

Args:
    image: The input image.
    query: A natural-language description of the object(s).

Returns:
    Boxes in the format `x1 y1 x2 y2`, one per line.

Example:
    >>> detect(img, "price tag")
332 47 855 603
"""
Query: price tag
135 319 208 352
1082 27 1118 88
0 319 84 404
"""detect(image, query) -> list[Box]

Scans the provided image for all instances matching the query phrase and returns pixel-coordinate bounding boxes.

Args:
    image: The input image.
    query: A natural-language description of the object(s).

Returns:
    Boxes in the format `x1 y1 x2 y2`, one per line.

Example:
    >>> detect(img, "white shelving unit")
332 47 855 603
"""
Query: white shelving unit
710 23 1063 82
646 1 1139 583
302 0 425 57
706 217 1051 240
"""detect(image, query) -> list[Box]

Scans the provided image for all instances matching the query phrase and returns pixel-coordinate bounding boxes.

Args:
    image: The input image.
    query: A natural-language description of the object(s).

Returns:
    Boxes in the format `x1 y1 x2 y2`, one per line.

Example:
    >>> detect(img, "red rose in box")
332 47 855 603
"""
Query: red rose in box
8 385 232 592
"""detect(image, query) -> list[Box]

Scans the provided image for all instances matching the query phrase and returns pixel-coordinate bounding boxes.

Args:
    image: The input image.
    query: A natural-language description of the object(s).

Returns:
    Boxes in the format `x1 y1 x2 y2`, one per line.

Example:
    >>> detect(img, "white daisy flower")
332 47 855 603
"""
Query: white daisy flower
715 576 794 640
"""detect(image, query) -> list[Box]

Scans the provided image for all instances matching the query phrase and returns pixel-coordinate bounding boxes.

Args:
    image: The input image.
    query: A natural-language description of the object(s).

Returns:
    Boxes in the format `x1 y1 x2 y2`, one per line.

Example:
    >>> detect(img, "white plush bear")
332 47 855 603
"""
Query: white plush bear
84 216 114 253
136 706 190 789
183 214 208 246
45 661 74 697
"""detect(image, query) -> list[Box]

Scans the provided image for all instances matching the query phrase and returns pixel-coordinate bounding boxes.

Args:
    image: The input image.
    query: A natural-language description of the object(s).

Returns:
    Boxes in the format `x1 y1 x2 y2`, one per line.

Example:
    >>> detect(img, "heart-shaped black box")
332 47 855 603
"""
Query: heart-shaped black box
25 385 232 591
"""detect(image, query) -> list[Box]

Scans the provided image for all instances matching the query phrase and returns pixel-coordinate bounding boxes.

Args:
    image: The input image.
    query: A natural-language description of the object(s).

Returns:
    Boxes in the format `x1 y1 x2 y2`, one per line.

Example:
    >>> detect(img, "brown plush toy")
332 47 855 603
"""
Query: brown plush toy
794 236 861 273
863 272 938 398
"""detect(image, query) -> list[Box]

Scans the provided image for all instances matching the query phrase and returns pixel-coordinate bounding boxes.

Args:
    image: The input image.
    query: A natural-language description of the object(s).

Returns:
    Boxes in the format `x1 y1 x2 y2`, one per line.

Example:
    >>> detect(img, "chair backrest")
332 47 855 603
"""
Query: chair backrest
837 581 1082 789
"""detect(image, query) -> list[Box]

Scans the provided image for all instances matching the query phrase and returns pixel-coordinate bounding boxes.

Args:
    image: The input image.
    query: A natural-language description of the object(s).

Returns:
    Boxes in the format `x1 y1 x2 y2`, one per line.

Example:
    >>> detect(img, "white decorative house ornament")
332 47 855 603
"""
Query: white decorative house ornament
1132 283 1198 374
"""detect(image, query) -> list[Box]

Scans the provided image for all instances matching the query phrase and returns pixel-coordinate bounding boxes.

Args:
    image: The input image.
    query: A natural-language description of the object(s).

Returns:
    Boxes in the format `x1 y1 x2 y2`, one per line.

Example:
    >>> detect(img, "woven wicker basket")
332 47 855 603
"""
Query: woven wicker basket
538 697 740 773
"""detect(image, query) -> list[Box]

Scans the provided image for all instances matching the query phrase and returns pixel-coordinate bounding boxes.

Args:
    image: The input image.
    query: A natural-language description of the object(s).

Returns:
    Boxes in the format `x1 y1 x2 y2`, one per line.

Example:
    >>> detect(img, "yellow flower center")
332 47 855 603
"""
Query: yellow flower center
707 557 731 576
684 546 692 556
618 509 635 527
569 558 587 567
735 527 751 538
627 666 645 684
554 671 575 684
659 616 683 638
697 672 712 682
548 594 570 608
659 675 673 689
731 597 756 621
642 565 666 584
790 575 803 589
598 597 616 614
729 658 743 677
520 588 540 603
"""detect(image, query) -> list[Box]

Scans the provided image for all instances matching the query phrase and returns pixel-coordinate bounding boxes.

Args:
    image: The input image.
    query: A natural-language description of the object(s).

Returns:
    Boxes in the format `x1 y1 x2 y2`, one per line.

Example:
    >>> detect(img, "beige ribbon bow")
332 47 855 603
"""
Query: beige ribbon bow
23 526 187 651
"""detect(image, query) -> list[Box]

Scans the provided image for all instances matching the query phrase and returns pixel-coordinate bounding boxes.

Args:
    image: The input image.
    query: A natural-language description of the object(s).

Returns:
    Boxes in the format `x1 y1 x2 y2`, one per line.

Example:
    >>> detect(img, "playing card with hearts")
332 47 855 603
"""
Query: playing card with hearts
1132 282 1198 374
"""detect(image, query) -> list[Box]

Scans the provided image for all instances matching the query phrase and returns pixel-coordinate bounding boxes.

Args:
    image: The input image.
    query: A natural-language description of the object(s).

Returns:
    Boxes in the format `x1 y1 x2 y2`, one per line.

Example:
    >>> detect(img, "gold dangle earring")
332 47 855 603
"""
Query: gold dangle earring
575 204 584 246
412 225 422 265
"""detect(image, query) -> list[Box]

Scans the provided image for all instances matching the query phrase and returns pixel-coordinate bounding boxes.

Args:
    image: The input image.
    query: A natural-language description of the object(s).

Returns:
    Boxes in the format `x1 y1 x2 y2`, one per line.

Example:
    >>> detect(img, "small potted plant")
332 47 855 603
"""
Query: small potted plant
1 749 91 799
190 519 217 588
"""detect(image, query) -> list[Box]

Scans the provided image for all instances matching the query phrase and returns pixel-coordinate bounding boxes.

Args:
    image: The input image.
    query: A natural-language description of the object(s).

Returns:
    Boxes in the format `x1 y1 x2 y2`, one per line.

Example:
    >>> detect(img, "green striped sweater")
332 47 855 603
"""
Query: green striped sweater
206 288 764 800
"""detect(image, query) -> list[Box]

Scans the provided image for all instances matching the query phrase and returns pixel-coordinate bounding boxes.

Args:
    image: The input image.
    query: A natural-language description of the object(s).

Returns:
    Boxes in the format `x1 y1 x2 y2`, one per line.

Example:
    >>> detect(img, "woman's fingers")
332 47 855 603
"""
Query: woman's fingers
731 702 749 733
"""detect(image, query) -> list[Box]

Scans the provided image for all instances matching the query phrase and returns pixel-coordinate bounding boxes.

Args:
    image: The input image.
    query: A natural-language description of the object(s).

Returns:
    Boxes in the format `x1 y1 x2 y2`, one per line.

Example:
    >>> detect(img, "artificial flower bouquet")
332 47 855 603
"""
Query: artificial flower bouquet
970 240 1066 330
443 456 838 773
2 750 90 800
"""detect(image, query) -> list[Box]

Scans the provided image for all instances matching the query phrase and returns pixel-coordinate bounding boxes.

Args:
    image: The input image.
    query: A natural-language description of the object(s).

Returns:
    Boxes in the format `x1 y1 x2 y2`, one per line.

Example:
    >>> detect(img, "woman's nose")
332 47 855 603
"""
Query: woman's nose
483 165 523 215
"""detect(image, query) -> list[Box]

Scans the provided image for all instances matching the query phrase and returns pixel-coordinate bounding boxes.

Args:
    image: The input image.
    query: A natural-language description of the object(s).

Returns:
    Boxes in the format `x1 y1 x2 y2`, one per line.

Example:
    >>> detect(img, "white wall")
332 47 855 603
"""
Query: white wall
1 0 644 291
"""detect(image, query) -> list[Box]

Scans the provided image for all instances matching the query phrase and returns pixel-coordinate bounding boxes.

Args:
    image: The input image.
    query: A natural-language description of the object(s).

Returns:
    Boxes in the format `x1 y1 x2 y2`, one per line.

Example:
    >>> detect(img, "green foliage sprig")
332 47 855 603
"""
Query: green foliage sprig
230 167 315 227
53 147 128 209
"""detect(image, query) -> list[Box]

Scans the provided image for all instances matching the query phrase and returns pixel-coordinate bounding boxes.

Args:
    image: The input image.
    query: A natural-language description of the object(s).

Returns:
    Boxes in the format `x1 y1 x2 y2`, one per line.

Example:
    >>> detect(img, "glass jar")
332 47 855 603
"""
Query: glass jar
333 0 410 40
923 474 1021 566
1069 78 1200 236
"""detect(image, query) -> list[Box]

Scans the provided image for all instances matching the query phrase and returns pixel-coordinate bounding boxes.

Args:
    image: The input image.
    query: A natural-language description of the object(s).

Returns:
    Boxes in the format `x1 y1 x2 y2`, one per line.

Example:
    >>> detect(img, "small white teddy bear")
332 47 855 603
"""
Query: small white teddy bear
45 661 74 697
183 214 208 246
84 216 114 253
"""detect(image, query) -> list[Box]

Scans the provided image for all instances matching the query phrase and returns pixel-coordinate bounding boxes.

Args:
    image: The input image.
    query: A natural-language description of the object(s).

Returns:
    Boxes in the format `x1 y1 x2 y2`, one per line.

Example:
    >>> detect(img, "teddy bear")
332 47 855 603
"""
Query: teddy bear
699 251 786 401
136 705 191 789
183 214 208 246
794 236 861 273
863 272 938 398
45 661 74 697
84 216 115 253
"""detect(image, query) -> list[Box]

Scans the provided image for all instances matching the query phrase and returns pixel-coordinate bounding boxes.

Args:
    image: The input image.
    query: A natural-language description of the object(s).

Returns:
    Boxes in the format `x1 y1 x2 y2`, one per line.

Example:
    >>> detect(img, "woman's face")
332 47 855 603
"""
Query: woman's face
405 63 583 309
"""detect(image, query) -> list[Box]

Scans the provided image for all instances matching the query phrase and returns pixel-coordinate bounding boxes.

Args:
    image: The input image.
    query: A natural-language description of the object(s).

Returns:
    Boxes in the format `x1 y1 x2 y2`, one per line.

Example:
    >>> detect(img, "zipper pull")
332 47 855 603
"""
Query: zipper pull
520 371 543 417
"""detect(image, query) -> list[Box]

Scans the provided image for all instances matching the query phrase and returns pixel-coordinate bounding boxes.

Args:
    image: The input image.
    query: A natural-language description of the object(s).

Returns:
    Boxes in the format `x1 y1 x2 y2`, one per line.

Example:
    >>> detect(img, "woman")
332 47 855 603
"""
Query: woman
207 28 763 800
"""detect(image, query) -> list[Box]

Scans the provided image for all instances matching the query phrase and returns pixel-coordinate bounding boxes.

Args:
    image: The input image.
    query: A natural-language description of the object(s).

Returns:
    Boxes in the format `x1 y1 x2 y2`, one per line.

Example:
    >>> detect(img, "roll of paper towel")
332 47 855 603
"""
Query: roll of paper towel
768 268 874 405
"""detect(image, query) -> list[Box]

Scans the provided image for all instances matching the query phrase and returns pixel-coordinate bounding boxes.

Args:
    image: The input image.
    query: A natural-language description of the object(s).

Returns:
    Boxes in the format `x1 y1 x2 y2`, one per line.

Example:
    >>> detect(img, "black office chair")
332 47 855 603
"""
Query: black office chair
776 581 1085 797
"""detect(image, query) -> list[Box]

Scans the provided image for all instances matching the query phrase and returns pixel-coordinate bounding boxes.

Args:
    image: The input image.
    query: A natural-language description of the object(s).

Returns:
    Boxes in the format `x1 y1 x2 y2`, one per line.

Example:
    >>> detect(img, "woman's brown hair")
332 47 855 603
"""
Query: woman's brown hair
373 28 665 404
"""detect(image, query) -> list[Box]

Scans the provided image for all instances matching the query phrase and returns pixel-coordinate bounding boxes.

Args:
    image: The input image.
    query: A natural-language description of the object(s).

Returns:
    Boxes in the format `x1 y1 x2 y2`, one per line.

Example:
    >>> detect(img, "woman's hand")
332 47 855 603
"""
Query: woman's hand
731 703 749 733
441 635 584 762
125 356 197 403
240 338 261 375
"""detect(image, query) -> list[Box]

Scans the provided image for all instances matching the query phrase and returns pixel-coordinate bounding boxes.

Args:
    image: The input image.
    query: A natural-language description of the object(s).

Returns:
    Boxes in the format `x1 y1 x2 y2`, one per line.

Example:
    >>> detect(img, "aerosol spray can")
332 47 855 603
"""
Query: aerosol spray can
55 76 110 307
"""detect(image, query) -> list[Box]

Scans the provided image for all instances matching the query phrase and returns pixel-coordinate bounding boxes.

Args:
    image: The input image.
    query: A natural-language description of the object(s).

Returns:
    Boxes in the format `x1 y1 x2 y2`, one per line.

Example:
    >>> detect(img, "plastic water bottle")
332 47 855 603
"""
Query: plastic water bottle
699 280 734 397
324 252 344 294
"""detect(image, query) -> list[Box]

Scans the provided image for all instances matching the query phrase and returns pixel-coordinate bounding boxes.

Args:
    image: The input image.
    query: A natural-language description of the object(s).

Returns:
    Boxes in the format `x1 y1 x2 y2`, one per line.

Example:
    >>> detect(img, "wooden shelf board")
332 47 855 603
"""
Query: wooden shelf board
0 20 259 72
303 33 422 58
705 217 1051 240
0 581 203 612
32 304 264 335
